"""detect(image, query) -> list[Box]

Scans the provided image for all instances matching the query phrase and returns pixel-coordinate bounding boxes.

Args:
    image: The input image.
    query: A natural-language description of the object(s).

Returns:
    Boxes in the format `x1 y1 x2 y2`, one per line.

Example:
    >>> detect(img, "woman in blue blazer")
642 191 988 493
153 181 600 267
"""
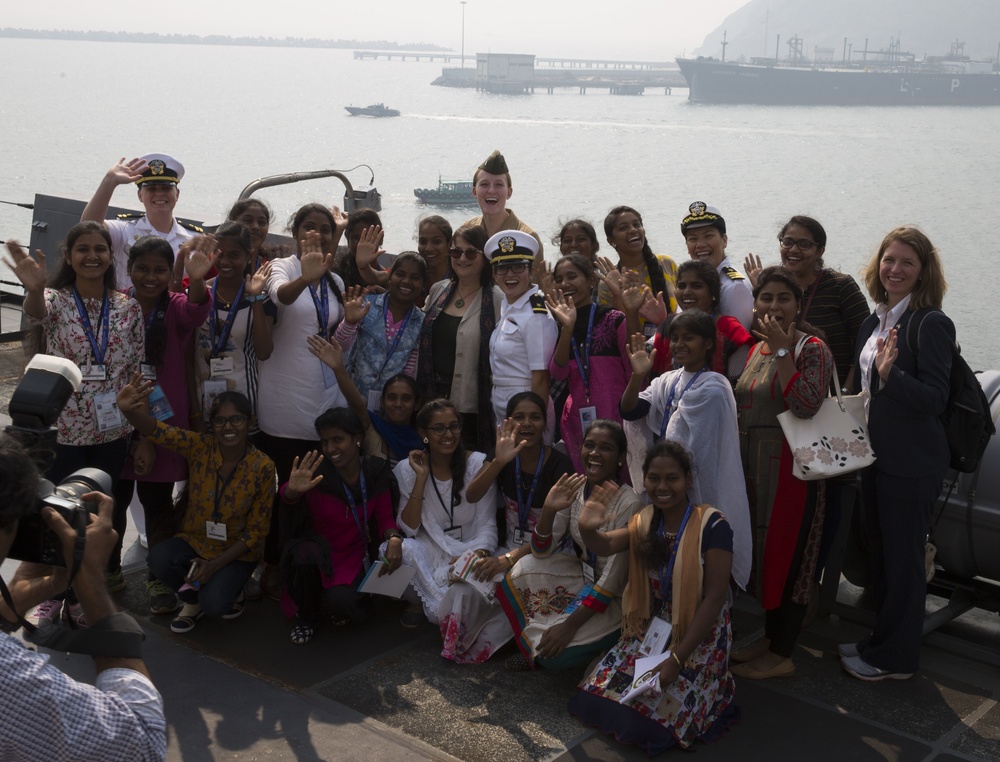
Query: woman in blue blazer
844 227 953 681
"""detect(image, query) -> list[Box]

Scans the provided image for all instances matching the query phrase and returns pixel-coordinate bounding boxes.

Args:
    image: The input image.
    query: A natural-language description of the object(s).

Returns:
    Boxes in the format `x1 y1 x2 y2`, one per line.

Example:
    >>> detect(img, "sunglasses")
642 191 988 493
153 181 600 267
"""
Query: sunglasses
449 247 480 261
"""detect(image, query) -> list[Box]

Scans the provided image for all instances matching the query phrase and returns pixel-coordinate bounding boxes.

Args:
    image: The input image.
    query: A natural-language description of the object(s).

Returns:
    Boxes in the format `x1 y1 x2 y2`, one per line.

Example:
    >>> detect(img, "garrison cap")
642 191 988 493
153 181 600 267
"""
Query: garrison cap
681 201 726 235
478 150 509 175
485 230 538 265
136 153 184 187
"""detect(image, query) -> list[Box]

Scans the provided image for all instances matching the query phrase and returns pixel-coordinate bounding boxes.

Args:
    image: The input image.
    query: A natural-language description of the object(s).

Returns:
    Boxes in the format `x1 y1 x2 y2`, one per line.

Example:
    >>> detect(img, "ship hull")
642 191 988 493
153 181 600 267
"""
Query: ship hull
677 58 1000 106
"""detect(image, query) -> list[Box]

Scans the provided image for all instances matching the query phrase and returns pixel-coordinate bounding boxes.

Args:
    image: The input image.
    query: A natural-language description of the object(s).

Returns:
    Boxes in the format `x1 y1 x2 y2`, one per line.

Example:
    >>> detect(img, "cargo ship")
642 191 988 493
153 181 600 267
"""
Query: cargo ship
677 40 1000 106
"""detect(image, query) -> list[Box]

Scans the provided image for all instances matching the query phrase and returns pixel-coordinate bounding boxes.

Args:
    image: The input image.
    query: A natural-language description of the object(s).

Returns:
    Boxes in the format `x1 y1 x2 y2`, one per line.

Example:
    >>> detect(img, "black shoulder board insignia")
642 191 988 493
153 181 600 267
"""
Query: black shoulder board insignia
721 266 744 281
530 293 548 314
177 219 205 234
116 212 145 220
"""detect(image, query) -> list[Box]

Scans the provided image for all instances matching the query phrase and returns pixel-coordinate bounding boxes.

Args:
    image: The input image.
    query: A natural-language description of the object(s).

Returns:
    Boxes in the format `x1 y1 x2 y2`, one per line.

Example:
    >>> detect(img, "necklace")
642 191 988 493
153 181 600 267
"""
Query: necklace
453 286 478 309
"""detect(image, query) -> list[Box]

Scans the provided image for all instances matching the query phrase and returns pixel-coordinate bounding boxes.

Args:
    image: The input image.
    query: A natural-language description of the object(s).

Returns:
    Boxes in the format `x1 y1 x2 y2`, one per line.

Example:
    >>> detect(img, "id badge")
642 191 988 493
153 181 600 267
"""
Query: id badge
210 356 235 378
639 616 673 657
367 389 382 410
140 363 157 381
202 379 228 415
321 360 336 389
206 521 228 542
81 363 107 382
582 561 596 584
148 384 175 422
513 528 526 546
579 406 597 431
444 526 463 541
94 391 124 432
643 322 657 339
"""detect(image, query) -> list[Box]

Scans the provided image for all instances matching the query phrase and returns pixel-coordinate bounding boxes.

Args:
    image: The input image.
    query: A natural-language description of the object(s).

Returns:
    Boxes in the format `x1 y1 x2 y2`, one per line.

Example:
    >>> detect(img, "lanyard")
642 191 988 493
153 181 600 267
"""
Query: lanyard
72 287 109 364
308 277 331 338
659 369 704 440
514 450 545 531
658 502 694 595
376 300 413 381
213 469 237 522
209 279 245 357
342 470 369 539
569 304 597 401
430 475 456 528
800 269 824 323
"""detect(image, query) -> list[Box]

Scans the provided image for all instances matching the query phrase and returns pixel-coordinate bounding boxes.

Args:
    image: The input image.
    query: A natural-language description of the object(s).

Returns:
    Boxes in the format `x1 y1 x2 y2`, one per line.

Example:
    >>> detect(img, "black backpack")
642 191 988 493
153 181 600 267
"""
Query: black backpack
907 309 996 473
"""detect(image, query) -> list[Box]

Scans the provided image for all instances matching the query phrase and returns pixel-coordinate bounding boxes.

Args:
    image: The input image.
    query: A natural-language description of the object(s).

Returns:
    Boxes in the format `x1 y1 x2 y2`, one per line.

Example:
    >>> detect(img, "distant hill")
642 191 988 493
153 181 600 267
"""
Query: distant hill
693 0 1000 63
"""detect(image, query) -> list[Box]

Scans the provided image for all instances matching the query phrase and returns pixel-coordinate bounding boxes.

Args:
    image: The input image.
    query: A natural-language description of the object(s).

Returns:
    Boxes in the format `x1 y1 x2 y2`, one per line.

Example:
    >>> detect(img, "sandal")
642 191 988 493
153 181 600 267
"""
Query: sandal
170 603 204 634
290 621 316 645
504 653 532 672
222 594 246 620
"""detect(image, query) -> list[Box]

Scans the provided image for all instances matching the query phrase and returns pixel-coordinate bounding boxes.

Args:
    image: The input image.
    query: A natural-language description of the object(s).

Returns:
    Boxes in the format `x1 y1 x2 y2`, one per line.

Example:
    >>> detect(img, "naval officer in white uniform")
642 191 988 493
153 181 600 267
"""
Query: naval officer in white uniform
486 230 558 442
81 153 203 289
680 202 754 330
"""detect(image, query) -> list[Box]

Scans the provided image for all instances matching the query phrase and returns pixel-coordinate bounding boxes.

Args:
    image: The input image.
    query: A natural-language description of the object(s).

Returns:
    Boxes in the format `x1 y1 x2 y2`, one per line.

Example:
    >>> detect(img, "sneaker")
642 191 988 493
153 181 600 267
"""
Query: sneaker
221 594 245 620
400 603 426 629
147 580 181 615
106 569 126 593
837 642 861 659
841 654 913 682
63 602 86 629
170 603 204 634
27 599 63 628
139 533 148 549
243 564 263 602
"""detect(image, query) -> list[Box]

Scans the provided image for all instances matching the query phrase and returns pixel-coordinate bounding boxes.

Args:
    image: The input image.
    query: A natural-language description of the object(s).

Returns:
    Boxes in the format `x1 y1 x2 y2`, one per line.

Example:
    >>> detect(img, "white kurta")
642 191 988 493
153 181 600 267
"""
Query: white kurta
107 215 196 289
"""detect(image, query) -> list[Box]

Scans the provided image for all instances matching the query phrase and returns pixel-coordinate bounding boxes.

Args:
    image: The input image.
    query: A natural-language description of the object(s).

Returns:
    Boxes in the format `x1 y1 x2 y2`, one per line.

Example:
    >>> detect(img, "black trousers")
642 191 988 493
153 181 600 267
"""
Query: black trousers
255 431 319 565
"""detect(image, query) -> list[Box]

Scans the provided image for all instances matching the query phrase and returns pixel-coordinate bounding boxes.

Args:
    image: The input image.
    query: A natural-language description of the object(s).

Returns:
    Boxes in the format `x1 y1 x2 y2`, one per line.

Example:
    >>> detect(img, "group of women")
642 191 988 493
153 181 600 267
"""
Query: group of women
2 192 957 751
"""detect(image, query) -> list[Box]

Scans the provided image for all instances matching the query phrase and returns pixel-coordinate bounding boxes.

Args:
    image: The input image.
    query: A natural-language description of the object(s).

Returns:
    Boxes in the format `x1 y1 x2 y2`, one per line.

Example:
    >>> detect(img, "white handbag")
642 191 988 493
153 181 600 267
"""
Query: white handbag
777 341 876 481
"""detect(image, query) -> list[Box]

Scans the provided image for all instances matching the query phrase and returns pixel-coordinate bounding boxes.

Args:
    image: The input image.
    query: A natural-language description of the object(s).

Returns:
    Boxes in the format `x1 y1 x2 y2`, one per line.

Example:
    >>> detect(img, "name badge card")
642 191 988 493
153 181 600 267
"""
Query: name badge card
579 406 597 431
321 361 336 389
367 389 383 411
140 363 157 381
148 385 175 422
202 379 228 415
210 356 235 378
206 521 228 542
82 364 107 382
639 616 672 657
582 561 596 584
513 528 527 546
444 526 463 541
94 391 124 432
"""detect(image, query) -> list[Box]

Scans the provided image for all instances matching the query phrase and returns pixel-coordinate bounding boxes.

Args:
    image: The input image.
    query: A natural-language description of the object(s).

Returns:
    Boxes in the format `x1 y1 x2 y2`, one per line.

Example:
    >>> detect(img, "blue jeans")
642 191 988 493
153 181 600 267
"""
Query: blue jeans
147 536 256 618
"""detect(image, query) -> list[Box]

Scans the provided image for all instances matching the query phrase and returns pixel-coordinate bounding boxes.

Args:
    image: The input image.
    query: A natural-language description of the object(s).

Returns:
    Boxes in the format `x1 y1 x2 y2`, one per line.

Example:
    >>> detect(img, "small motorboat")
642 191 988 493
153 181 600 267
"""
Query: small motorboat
344 103 400 117
413 176 475 206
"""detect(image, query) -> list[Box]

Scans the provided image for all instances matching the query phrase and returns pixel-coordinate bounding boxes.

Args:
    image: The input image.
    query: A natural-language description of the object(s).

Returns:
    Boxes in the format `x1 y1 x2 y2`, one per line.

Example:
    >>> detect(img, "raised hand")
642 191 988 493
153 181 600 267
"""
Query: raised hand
330 205 349 237
184 235 218 282
306 333 344 370
299 230 333 282
620 270 647 315
536 261 555 295
106 156 148 185
743 253 763 290
355 225 385 270
626 333 656 377
752 313 795 353
2 241 47 293
342 285 371 324
246 259 272 297
542 472 587 514
544 287 576 330
287 450 325 497
408 450 429 482
875 327 898 381
640 289 668 325
595 256 622 302
116 372 154 415
494 418 527 465
578 480 620 533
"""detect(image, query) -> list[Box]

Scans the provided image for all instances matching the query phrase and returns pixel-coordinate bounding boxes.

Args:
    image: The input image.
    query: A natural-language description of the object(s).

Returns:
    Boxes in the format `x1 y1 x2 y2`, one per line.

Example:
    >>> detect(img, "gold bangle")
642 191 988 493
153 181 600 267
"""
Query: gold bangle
671 652 683 669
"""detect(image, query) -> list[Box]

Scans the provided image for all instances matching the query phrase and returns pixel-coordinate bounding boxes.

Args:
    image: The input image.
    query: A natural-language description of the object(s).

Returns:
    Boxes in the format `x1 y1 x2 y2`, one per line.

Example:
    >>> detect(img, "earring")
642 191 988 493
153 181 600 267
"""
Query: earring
423 437 429 444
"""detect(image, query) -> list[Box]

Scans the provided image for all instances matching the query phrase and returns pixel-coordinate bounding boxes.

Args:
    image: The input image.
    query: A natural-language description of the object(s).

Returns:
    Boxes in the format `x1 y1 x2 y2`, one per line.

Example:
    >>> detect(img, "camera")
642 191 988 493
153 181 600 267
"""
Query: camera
4 355 112 565
7 469 111 566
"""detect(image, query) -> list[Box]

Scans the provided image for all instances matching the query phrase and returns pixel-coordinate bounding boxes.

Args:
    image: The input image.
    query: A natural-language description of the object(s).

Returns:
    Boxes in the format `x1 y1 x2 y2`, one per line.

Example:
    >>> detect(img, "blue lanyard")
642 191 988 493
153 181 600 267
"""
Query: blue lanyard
514 450 545 531
342 470 369 539
308 277 331 338
659 369 704 440
658 502 694 595
209 279 245 357
569 303 597 400
72 287 110 364
376 299 413 381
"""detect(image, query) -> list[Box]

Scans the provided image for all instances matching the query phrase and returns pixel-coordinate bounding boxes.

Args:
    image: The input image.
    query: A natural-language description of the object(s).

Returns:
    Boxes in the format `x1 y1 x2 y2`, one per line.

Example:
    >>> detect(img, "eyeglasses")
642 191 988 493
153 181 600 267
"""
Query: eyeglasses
449 247 480 261
211 414 249 428
426 421 462 436
493 262 529 275
778 236 818 252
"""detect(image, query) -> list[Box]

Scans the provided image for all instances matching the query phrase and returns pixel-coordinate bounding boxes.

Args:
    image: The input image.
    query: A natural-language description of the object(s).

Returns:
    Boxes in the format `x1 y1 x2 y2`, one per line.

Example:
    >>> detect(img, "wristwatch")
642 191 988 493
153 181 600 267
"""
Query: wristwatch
775 348 790 359
246 294 267 303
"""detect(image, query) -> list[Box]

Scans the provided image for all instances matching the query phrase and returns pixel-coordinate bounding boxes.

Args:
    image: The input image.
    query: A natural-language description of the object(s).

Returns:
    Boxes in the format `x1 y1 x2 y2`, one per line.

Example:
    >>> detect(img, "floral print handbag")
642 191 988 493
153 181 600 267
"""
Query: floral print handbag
777 361 876 481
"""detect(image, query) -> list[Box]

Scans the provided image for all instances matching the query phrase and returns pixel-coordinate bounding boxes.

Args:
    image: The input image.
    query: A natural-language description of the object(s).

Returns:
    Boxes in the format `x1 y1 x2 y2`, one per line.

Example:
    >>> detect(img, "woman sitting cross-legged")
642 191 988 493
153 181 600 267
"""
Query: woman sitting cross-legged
116 377 275 634
278 407 403 645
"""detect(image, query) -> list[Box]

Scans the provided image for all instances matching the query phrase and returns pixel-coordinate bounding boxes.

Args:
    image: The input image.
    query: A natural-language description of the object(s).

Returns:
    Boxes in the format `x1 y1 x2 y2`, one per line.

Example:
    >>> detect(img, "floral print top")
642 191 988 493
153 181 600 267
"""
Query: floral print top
30 288 143 446
147 422 276 562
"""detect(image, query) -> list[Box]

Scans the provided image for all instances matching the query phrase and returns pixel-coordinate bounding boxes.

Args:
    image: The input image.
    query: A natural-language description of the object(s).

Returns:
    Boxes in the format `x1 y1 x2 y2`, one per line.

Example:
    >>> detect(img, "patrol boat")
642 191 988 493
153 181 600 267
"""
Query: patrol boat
344 103 401 117
413 176 476 206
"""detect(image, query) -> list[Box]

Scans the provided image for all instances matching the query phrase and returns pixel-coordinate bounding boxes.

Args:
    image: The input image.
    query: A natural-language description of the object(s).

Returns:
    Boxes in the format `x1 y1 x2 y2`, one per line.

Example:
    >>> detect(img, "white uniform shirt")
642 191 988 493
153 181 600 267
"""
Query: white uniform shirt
107 216 197 289
717 255 754 331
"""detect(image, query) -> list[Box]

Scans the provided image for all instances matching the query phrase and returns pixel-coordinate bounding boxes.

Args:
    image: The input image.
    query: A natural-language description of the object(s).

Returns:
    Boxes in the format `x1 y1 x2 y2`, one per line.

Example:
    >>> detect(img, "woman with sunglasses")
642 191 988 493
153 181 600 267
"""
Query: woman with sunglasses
116 377 275 634
417 224 503 451
392 399 498 628
486 230 558 443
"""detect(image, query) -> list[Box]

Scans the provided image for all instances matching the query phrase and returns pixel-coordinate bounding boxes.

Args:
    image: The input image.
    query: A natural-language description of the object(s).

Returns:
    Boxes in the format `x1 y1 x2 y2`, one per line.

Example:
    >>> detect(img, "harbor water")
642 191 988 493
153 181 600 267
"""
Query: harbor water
1 38 998 367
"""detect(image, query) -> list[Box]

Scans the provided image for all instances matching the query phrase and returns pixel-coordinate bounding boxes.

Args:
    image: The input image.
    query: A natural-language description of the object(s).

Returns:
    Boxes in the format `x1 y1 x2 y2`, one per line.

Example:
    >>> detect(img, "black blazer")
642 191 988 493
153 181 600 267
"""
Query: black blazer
851 307 955 478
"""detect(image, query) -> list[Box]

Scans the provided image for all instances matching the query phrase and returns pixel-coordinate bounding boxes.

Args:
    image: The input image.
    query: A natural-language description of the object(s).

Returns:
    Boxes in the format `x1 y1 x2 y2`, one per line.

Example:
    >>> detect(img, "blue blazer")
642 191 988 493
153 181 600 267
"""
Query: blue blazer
851 307 955 478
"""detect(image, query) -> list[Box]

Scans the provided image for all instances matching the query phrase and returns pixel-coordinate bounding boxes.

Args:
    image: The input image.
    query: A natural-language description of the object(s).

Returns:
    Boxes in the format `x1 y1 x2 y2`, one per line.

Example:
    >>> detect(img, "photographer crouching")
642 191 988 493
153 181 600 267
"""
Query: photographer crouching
0 434 166 761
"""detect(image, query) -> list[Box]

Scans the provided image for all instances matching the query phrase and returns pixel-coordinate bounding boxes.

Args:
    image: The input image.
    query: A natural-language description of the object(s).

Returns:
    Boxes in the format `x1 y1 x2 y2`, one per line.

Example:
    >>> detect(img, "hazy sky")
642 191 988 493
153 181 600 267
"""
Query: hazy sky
5 0 748 60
